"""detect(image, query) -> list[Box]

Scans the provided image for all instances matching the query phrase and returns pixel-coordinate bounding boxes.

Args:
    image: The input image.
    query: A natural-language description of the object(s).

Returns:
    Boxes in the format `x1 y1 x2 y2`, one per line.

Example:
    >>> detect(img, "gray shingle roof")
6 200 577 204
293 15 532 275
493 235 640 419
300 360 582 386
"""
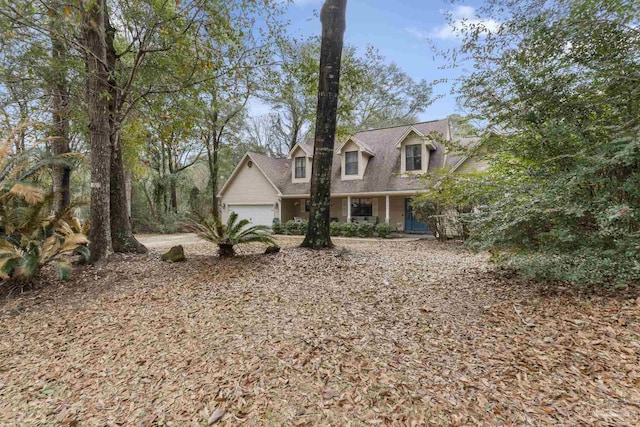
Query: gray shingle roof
246 119 477 196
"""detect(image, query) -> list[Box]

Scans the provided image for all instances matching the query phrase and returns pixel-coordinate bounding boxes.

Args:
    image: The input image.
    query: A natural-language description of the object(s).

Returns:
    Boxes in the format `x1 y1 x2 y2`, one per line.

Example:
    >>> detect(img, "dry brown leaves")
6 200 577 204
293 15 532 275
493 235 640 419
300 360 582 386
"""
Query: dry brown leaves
0 236 638 426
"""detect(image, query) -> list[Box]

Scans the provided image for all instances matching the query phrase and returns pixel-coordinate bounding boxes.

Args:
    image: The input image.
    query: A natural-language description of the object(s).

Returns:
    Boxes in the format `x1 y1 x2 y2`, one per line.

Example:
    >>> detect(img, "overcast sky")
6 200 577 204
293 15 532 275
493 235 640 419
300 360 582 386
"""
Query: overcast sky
251 0 491 121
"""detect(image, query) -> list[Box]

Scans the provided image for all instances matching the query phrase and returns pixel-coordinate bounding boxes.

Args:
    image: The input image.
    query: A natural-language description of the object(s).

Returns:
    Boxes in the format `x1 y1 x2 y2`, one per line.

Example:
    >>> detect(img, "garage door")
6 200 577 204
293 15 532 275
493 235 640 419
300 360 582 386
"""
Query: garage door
229 204 274 227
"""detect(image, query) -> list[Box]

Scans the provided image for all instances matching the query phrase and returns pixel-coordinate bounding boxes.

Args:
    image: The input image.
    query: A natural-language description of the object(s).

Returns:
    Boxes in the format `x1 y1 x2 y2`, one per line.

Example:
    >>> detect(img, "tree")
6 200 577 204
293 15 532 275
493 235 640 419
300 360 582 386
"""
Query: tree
301 0 347 249
437 0 640 285
243 114 290 158
49 3 72 213
80 0 113 263
259 37 432 147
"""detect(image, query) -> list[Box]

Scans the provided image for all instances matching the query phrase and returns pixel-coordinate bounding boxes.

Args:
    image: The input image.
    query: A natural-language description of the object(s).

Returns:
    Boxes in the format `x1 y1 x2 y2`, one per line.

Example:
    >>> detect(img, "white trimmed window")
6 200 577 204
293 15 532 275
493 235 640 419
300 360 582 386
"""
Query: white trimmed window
345 151 358 175
295 157 306 178
406 144 422 171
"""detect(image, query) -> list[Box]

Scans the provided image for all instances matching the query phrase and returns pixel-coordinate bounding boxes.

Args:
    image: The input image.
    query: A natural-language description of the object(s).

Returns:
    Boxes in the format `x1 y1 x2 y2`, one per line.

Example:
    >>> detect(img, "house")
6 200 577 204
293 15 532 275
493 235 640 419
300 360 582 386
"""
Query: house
217 119 485 233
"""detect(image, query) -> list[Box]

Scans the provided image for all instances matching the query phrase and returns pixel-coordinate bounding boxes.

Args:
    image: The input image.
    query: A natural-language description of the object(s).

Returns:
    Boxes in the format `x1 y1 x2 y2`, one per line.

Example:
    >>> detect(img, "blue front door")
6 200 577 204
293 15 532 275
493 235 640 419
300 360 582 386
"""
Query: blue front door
404 198 429 233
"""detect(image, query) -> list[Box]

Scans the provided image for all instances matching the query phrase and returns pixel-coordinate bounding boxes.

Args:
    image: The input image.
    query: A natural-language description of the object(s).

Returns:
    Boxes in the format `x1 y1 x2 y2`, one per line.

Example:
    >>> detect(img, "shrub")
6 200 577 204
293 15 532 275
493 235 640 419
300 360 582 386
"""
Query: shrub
504 250 640 288
375 222 394 238
184 211 275 257
283 220 308 235
412 199 448 241
0 211 90 281
356 222 374 237
341 222 358 237
330 222 342 236
0 136 89 282
272 220 284 234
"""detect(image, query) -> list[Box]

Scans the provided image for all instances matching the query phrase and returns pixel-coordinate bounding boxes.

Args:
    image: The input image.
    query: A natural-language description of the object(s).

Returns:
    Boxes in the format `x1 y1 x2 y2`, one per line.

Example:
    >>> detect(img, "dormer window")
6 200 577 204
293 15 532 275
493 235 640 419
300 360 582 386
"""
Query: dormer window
394 126 436 175
295 157 306 178
288 142 312 183
406 144 422 171
345 151 358 175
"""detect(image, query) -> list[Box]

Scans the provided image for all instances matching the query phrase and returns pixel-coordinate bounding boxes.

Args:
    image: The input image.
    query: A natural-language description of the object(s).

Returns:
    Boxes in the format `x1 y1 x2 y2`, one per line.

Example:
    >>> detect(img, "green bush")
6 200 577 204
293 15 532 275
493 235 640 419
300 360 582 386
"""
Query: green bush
356 222 374 237
375 222 394 238
283 220 308 235
341 222 358 237
330 222 342 236
504 250 640 288
272 220 284 234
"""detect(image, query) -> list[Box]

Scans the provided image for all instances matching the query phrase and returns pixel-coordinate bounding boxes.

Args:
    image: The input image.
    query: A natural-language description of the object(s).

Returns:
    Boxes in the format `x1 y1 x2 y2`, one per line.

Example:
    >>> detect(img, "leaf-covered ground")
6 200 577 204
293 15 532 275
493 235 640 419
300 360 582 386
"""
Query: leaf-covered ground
1 236 639 426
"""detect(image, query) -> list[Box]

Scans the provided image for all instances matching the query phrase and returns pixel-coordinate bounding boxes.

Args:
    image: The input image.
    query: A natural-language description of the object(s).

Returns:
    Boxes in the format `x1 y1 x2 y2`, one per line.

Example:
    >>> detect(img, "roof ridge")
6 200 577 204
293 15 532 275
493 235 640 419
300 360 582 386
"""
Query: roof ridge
354 118 448 134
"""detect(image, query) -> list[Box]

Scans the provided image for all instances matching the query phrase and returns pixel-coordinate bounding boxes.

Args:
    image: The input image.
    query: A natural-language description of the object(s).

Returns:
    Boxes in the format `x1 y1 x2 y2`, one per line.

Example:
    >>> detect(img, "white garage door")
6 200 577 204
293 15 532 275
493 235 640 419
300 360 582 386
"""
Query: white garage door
229 204 274 227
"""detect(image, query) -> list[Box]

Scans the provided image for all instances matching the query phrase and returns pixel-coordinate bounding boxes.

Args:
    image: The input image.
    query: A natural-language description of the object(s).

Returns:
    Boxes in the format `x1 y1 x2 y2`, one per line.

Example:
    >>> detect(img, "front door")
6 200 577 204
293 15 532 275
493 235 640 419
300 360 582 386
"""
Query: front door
404 198 429 233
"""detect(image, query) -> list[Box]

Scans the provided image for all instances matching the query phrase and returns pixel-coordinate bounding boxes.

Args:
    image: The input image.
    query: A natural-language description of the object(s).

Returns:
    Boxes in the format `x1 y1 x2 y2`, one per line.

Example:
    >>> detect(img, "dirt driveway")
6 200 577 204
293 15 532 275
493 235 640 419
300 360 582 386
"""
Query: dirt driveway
1 236 638 425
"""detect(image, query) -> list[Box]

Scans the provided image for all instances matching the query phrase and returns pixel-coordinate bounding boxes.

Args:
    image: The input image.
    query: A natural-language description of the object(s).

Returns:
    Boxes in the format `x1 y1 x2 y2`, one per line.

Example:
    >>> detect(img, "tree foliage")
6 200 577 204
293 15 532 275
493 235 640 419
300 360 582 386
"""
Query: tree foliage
428 0 640 285
259 36 433 149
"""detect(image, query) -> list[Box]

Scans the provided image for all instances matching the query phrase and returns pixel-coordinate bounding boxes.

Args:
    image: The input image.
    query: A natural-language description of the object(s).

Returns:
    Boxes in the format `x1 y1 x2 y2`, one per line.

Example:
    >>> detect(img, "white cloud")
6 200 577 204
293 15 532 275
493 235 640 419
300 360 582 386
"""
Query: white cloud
406 5 500 41
290 0 321 6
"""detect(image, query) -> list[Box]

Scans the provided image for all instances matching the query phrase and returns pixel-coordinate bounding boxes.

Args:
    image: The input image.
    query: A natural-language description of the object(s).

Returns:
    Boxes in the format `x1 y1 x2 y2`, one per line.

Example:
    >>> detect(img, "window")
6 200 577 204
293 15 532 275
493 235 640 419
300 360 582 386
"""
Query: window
295 157 306 178
351 198 372 216
345 151 358 175
406 144 422 171
304 199 310 212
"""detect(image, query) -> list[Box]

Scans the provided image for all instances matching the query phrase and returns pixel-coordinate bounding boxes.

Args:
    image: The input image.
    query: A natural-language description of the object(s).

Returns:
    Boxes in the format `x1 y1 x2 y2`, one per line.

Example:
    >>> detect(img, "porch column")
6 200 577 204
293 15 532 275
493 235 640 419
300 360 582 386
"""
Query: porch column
347 195 351 223
277 197 282 222
385 195 390 224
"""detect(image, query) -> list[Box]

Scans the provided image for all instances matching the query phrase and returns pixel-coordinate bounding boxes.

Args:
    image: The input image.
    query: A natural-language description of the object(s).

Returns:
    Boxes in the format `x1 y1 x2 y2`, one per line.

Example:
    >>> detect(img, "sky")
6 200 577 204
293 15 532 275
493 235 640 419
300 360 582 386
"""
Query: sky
251 0 491 121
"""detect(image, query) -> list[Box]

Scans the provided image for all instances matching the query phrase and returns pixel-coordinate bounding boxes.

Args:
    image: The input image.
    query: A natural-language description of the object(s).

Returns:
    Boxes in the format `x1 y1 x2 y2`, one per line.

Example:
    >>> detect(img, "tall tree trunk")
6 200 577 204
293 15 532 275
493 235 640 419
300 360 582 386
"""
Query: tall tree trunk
167 140 178 214
82 0 112 263
206 111 220 217
301 0 347 249
50 34 71 213
105 9 147 254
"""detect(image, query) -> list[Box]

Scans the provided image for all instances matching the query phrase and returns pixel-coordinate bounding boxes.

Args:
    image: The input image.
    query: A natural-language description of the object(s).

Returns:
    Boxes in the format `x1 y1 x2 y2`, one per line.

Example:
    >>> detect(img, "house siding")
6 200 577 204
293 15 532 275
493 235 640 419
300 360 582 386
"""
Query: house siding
220 157 278 221
281 195 408 231
456 157 489 173
389 196 406 231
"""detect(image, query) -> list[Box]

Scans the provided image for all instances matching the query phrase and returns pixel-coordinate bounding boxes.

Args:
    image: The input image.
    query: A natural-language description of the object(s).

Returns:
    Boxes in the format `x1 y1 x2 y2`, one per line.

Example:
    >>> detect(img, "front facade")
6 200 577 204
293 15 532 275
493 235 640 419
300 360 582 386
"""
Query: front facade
217 119 485 233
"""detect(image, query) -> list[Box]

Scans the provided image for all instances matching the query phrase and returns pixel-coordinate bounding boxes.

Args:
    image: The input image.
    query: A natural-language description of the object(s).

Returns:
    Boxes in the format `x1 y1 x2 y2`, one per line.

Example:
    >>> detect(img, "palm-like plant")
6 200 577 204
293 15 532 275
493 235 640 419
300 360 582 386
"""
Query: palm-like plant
185 211 276 257
0 208 89 281
1 129 89 282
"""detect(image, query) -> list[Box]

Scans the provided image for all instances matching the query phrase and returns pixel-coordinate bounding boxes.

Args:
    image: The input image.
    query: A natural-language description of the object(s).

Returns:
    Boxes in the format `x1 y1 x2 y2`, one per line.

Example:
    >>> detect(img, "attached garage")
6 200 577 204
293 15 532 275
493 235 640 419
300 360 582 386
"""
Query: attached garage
228 204 275 227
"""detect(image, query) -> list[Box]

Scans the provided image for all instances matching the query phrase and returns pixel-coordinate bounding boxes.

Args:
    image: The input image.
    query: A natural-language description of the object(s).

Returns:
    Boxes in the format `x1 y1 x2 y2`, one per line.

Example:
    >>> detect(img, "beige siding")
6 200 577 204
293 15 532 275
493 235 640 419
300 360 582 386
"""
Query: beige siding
456 156 489 173
389 196 406 231
281 198 311 222
330 196 347 221
282 195 413 232
220 157 278 221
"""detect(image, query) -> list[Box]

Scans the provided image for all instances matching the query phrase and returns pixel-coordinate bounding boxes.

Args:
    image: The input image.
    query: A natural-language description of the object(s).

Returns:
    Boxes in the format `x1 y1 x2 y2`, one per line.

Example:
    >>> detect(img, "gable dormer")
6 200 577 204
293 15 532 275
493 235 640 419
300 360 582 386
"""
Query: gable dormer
394 126 437 175
287 142 313 183
336 136 375 181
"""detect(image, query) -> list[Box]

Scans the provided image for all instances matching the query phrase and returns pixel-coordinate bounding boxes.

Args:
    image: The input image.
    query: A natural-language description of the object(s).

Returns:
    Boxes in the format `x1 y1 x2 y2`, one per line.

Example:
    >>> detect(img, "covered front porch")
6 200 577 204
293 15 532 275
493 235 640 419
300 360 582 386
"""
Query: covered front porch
278 194 429 233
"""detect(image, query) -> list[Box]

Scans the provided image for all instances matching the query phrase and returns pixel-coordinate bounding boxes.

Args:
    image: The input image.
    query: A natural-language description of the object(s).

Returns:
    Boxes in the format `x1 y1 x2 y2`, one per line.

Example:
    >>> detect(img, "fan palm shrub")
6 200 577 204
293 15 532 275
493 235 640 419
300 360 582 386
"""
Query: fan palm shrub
185 211 276 257
0 131 89 283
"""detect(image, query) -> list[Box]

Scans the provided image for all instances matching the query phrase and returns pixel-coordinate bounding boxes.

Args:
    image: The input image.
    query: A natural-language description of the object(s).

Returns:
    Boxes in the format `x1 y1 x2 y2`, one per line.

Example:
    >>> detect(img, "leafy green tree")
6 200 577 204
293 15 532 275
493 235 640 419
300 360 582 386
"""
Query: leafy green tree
436 0 640 285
